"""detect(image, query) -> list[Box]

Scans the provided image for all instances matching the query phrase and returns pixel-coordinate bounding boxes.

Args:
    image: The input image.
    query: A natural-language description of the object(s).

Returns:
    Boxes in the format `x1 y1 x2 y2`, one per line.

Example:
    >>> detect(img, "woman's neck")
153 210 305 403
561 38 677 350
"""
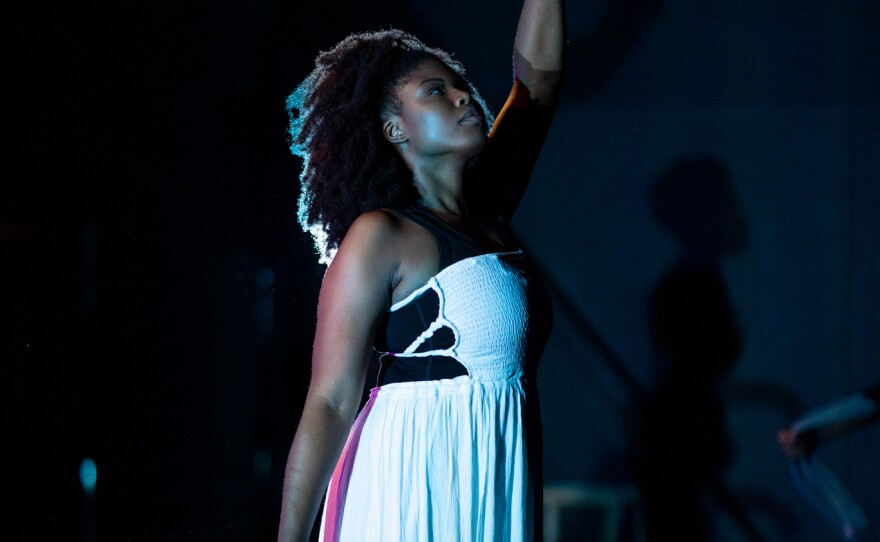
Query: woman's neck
410 155 469 217
418 193 469 217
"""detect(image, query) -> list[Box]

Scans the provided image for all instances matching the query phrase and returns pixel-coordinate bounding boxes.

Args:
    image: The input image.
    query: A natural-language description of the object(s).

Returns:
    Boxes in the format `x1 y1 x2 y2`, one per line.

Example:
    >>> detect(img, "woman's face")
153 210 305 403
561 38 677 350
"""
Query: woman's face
387 58 487 159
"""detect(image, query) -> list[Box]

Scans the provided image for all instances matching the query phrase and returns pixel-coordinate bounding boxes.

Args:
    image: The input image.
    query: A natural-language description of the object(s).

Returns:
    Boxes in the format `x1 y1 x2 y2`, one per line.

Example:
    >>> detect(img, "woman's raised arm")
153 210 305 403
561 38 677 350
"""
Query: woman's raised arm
472 0 565 220
514 0 565 106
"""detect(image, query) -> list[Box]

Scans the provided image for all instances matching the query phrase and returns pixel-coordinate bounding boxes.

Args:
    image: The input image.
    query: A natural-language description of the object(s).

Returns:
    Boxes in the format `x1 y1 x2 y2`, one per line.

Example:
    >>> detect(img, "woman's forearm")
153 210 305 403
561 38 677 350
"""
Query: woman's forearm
514 0 565 100
277 396 357 542
792 392 878 434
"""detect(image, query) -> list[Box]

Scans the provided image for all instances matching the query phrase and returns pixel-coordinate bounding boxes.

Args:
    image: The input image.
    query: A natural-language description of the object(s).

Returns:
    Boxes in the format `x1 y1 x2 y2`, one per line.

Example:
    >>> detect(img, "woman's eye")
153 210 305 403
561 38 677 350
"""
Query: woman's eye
430 86 446 96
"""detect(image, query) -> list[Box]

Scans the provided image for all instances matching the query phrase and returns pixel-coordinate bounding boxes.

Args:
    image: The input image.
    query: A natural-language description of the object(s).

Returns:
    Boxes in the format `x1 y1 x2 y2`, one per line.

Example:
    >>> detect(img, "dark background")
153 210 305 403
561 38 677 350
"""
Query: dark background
4 0 878 540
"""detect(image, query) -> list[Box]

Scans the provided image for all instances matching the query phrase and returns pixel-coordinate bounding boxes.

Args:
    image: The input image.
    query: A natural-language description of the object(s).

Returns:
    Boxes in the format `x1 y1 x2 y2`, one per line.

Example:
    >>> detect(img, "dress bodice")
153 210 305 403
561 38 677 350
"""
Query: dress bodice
378 250 551 382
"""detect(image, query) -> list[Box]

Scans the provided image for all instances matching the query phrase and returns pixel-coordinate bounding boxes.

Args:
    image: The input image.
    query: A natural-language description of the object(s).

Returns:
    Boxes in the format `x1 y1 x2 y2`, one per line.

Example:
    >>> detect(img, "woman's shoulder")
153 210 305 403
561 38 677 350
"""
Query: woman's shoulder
325 210 408 293
338 208 433 262
347 208 404 235
337 209 407 259
338 208 440 302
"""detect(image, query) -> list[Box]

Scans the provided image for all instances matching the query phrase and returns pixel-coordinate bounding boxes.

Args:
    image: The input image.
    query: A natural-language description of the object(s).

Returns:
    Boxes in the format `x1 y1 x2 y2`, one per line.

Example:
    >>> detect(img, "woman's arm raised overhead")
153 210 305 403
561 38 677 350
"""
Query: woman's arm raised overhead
468 0 565 221
514 0 565 106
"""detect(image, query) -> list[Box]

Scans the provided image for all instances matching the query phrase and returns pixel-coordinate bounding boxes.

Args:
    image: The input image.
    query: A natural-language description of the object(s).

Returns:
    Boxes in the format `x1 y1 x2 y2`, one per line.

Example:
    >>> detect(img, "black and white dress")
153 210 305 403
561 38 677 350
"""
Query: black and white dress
319 94 555 542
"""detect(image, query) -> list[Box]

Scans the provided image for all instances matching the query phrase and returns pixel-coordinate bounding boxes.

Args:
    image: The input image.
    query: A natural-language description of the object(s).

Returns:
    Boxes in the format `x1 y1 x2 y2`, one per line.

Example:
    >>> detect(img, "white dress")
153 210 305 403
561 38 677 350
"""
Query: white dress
319 250 550 542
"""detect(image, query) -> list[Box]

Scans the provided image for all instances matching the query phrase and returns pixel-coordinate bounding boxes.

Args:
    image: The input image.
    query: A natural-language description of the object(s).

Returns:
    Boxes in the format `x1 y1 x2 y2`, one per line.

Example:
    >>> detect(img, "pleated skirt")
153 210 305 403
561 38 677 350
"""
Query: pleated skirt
319 375 535 542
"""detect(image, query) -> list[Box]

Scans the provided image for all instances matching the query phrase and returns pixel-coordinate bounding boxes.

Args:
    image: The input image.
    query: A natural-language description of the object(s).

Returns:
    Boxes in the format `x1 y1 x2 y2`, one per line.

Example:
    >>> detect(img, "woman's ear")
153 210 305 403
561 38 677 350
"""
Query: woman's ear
383 118 407 144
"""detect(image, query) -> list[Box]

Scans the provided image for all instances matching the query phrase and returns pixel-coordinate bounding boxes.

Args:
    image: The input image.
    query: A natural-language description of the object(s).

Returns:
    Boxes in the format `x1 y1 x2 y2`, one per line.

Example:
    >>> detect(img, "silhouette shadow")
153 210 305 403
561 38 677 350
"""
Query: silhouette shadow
635 155 747 541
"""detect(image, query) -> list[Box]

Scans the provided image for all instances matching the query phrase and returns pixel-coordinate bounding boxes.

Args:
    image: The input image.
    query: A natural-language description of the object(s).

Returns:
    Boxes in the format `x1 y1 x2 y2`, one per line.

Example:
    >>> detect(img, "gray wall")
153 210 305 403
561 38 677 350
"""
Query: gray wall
505 1 879 540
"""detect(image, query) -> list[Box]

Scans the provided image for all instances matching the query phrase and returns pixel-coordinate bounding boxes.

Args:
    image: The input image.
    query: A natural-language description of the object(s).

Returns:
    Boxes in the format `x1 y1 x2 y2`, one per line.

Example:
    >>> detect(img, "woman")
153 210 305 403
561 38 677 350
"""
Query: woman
278 1 564 540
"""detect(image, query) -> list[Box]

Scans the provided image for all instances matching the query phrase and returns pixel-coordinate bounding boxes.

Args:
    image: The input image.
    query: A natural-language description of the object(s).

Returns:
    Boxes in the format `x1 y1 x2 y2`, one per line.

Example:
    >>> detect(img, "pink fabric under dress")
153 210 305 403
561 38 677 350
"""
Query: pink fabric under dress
319 250 550 542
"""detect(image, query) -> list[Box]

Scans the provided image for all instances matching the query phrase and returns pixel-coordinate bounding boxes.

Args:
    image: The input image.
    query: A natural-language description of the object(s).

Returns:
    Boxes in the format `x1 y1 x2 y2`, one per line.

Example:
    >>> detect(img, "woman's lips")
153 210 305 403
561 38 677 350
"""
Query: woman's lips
459 107 482 124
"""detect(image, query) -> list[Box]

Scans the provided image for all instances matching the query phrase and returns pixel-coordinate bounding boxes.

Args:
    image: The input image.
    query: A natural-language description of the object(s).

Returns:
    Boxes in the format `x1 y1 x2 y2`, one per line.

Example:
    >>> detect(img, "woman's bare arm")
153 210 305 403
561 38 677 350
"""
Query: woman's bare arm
514 0 565 106
277 212 401 542
477 0 565 220
777 386 880 460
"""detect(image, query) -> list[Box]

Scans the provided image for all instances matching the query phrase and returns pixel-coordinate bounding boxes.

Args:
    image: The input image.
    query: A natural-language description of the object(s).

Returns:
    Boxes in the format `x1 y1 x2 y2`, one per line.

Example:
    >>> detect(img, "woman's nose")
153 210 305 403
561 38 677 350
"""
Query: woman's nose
455 91 470 107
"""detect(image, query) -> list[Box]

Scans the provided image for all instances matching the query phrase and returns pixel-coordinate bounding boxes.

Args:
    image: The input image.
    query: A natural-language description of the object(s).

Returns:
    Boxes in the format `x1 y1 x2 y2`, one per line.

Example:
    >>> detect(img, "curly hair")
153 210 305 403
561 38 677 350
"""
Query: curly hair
287 29 494 264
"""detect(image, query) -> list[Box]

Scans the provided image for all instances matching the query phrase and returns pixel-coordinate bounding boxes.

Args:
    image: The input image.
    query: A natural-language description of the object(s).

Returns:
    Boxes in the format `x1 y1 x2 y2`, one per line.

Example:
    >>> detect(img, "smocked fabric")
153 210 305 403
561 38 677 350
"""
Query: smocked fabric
319 251 550 542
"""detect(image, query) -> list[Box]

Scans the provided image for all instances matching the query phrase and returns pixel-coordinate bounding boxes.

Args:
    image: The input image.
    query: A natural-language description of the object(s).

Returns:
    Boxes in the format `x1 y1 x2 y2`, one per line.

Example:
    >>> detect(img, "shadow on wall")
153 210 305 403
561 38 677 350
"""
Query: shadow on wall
635 155 746 541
